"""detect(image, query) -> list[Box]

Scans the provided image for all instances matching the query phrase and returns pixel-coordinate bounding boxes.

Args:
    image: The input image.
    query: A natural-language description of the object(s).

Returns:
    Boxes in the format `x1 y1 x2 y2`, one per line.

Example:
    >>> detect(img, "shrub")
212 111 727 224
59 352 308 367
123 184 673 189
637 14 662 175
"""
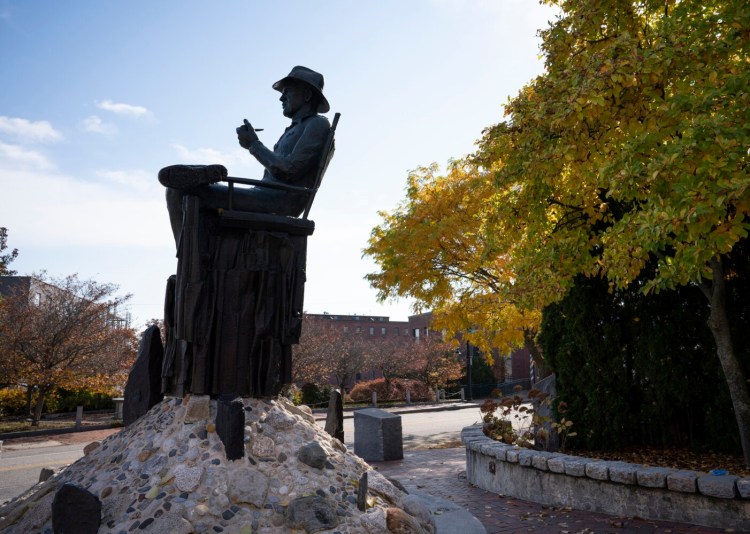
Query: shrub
299 383 332 407
0 387 60 417
349 378 431 402
539 264 749 454
55 388 116 412
0 388 27 416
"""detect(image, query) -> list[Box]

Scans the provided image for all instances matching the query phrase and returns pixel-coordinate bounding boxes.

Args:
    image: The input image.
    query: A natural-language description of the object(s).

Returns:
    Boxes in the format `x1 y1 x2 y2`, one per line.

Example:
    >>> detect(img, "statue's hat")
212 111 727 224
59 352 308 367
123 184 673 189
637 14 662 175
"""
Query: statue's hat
273 66 330 113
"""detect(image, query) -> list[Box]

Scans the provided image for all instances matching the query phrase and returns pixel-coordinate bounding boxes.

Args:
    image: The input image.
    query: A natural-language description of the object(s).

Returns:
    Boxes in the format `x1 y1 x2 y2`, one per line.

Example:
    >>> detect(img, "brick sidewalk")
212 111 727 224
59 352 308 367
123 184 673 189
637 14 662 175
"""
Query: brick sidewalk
372 448 734 534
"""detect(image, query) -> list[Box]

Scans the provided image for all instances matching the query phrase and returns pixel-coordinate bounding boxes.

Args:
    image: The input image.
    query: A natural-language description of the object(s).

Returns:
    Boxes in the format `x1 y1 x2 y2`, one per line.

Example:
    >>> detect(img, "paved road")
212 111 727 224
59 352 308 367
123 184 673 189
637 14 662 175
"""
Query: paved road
341 406 487 449
0 440 89 504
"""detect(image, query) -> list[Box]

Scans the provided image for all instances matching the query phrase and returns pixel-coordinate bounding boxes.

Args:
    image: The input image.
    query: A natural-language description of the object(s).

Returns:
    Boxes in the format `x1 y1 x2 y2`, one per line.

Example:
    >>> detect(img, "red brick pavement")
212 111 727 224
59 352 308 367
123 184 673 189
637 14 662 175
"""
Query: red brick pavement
372 447 737 534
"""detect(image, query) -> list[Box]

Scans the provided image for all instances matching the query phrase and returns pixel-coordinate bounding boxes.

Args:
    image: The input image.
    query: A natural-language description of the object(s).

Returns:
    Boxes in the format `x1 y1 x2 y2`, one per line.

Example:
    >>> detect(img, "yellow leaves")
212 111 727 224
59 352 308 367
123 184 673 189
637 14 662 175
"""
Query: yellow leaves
368 0 750 365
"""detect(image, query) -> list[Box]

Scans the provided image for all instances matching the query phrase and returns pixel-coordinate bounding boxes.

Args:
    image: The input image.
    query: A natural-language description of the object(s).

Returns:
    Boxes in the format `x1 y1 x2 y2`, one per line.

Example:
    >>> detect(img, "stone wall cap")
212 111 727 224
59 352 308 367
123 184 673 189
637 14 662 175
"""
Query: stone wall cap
697 474 739 499
636 466 673 488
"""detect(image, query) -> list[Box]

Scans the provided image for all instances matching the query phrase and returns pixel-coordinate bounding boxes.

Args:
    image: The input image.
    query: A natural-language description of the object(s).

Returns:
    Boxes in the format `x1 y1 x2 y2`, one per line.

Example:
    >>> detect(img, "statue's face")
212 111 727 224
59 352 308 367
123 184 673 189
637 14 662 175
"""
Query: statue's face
279 83 310 118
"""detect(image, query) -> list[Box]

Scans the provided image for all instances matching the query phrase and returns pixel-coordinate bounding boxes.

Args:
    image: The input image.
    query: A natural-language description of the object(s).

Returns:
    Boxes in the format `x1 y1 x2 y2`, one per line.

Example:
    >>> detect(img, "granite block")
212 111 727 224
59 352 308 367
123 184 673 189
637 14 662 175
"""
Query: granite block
697 474 739 499
505 449 520 463
353 408 403 462
517 450 535 467
562 457 590 477
608 461 640 485
666 470 700 493
585 461 610 481
636 466 672 488
531 452 557 471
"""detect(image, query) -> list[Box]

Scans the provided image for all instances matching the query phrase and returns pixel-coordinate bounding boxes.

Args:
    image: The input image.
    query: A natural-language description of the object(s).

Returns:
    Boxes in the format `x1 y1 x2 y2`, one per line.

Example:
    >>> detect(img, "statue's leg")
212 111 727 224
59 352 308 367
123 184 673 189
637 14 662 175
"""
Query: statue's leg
165 188 184 246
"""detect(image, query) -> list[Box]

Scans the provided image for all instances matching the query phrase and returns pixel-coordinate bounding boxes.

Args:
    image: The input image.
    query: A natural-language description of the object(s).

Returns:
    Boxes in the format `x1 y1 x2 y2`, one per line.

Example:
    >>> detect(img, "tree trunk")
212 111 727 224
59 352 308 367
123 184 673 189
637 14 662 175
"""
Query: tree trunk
25 385 34 417
702 258 750 467
31 386 49 426
523 328 551 381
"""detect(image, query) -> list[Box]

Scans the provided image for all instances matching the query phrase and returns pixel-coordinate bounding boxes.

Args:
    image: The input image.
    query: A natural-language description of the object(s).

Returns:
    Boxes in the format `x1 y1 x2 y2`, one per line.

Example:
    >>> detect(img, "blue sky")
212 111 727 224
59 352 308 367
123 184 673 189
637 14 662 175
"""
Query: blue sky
0 0 556 329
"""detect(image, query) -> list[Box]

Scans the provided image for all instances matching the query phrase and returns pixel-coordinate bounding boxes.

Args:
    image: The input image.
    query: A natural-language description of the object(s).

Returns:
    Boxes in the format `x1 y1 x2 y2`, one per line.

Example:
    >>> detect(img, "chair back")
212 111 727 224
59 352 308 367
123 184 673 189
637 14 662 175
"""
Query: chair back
303 112 340 219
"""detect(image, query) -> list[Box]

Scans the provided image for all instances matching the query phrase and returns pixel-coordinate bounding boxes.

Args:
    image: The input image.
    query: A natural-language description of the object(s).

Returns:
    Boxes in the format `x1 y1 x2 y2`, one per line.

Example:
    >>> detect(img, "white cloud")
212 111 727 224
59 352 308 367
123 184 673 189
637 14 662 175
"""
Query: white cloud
96 168 161 196
170 143 245 167
0 141 55 170
82 115 118 136
96 100 153 119
0 116 63 142
0 165 172 249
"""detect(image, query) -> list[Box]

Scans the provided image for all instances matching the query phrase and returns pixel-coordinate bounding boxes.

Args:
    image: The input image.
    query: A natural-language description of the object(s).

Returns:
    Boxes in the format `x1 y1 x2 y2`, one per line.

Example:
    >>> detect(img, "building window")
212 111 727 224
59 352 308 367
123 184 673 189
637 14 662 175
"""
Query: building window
369 327 374 335
356 327 361 333
381 327 386 335
394 327 399 335
33 292 42 306
343 326 349 333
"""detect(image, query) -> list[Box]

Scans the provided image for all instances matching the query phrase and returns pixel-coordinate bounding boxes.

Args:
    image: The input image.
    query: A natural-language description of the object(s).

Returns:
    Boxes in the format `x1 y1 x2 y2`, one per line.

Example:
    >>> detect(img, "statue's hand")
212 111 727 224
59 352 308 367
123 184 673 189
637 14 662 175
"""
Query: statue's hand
236 119 259 149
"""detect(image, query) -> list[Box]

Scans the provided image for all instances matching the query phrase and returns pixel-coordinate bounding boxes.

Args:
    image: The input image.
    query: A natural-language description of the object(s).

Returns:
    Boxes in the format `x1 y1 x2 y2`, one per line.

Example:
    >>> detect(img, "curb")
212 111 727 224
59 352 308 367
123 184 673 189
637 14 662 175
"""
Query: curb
1 403 479 439
411 490 486 534
0 423 119 441
313 402 479 420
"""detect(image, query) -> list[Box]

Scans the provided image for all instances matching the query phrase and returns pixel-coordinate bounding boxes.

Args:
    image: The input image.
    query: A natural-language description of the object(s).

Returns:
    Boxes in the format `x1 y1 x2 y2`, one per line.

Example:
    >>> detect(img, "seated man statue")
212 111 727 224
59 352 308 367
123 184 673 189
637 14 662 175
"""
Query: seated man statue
156 66 333 398
159 65 332 244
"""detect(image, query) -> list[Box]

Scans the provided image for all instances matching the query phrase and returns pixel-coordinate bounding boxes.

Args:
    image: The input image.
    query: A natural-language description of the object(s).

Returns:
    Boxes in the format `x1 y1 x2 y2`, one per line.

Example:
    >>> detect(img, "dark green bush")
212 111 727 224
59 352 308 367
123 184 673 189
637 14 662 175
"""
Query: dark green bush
539 251 749 455
299 383 332 407
55 388 115 412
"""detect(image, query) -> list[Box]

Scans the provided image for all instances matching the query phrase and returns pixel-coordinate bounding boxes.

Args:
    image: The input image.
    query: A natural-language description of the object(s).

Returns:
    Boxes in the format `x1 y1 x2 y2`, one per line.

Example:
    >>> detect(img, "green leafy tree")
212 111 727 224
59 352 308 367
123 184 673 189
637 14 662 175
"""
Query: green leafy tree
368 0 750 463
0 227 18 276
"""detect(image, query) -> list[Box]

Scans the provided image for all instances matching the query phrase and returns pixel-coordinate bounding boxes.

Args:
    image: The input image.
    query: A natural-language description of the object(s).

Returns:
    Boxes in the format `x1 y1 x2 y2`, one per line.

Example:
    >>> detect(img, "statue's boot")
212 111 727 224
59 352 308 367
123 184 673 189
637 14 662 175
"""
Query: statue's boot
158 164 228 189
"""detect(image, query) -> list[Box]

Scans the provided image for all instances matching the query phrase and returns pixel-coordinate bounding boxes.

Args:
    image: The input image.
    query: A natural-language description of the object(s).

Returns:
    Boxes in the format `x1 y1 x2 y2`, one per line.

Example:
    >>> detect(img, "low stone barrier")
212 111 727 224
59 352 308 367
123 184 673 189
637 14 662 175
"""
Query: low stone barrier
461 424 750 530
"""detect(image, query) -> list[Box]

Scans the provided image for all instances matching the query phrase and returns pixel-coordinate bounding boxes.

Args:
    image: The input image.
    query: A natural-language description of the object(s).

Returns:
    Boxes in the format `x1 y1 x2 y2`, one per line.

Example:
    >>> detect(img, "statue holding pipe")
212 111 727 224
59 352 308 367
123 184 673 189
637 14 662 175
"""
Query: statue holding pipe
157 66 335 398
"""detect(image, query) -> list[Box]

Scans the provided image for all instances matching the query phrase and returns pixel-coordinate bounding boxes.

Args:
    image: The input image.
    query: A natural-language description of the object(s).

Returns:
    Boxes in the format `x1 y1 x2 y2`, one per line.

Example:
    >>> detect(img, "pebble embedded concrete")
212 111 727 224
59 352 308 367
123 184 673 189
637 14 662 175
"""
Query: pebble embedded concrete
0 396 437 533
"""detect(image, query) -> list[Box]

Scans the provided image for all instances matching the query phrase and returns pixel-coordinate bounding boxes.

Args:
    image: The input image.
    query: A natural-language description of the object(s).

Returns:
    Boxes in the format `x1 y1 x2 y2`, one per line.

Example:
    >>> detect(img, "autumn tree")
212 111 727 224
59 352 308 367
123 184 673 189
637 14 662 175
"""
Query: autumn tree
366 336 422 389
364 163 542 362
293 315 341 384
410 335 463 389
0 273 137 424
367 0 750 463
0 227 18 276
293 315 371 391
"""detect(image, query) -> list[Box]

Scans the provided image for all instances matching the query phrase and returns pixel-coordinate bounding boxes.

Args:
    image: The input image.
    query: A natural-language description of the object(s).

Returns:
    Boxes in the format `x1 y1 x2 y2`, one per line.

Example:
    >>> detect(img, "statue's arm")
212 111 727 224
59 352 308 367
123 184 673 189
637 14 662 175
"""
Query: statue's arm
248 117 330 185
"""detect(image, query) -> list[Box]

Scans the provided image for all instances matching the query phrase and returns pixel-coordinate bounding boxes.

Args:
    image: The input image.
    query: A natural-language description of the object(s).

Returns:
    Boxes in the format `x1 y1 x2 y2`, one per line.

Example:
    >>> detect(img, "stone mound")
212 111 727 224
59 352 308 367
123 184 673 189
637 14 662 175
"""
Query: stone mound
0 396 435 533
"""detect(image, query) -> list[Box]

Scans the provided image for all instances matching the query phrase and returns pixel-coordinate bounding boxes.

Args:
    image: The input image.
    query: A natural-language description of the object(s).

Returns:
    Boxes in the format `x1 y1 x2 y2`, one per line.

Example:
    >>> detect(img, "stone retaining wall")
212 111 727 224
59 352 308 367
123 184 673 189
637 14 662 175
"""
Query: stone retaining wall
461 425 750 530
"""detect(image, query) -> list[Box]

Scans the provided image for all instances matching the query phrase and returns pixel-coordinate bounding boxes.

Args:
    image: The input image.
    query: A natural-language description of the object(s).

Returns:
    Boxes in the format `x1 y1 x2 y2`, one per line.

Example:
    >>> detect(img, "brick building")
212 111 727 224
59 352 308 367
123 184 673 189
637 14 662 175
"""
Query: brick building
0 275 131 328
305 310 531 393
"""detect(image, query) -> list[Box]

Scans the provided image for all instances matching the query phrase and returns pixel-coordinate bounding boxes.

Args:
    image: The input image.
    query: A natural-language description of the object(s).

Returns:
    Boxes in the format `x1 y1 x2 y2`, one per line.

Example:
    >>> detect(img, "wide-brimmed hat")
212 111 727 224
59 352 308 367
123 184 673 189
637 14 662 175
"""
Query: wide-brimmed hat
273 66 330 113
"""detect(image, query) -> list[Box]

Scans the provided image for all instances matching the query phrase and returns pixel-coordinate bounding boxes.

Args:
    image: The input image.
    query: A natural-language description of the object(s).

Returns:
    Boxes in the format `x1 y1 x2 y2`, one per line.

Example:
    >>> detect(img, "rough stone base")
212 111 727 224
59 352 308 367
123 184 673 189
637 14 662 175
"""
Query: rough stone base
0 397 437 533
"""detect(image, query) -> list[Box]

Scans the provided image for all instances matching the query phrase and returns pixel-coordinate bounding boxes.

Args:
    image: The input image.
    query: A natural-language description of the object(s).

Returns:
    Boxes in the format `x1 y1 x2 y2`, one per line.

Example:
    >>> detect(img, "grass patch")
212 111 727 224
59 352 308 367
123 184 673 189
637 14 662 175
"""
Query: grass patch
0 420 76 434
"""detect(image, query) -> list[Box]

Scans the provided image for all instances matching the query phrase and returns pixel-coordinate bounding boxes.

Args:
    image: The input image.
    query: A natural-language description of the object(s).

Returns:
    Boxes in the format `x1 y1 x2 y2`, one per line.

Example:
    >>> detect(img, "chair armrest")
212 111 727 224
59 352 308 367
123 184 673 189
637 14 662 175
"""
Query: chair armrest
223 176 315 195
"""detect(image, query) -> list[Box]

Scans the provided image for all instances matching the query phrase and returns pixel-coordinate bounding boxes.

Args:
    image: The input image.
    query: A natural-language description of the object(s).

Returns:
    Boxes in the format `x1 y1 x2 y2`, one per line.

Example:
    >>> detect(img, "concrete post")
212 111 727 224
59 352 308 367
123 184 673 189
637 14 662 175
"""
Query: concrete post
75 406 83 430
405 390 411 405
372 391 377 407
113 397 124 420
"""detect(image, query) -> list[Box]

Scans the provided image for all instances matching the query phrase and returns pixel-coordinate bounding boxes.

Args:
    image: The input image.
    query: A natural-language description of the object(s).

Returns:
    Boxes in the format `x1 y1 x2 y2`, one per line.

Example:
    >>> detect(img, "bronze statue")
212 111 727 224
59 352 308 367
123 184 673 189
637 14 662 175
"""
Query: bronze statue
156 66 337 399
159 66 332 244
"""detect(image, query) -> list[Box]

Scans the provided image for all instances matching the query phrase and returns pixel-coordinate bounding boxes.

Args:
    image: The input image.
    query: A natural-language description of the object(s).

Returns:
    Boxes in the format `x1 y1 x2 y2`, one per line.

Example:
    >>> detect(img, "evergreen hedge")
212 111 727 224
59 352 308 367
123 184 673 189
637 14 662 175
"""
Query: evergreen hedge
538 243 750 454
